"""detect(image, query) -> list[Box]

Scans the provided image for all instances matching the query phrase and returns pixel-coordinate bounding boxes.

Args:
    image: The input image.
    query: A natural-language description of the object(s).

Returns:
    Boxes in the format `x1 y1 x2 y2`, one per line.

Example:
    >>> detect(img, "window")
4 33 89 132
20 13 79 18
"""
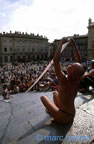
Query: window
10 56 13 62
4 56 8 62
28 47 30 52
28 55 31 60
23 47 25 52
9 40 12 43
4 48 7 52
17 46 19 52
17 56 20 62
10 47 12 52
91 40 94 48
0 56 2 62
32 48 35 52
4 39 7 43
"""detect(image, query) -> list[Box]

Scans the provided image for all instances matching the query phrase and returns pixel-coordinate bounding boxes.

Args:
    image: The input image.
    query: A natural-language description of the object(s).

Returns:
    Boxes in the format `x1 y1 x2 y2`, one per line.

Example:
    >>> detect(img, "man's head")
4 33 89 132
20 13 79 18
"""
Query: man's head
66 63 85 80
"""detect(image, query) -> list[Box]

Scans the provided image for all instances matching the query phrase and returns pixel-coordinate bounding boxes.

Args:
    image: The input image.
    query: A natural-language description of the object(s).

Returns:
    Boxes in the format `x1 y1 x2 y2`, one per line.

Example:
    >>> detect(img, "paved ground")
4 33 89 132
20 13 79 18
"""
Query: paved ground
0 91 94 144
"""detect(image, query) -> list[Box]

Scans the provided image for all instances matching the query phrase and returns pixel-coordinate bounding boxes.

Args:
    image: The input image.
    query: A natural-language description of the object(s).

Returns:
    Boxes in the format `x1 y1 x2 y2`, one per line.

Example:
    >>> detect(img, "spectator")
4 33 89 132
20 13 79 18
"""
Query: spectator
80 59 94 93
2 85 10 100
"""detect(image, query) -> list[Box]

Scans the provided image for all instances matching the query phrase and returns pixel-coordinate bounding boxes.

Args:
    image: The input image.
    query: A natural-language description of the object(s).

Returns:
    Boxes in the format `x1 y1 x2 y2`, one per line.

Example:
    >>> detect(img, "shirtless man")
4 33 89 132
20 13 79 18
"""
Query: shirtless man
41 38 85 124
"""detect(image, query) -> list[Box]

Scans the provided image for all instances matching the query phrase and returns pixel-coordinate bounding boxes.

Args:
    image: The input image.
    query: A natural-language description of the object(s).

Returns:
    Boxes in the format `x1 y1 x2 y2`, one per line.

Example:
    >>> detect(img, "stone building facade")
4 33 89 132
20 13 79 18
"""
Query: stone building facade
87 18 94 60
0 31 49 65
52 34 88 62
1 18 94 65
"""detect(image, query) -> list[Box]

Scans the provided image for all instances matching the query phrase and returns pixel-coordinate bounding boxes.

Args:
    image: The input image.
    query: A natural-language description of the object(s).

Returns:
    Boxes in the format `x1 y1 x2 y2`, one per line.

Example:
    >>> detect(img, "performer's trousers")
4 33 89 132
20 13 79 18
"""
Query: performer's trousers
80 77 94 89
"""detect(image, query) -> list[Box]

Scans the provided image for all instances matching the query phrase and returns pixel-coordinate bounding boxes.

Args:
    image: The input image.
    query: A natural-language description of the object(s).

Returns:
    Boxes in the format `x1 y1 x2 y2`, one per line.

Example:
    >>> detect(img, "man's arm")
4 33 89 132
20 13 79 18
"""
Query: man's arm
53 38 68 83
81 69 94 79
70 38 82 63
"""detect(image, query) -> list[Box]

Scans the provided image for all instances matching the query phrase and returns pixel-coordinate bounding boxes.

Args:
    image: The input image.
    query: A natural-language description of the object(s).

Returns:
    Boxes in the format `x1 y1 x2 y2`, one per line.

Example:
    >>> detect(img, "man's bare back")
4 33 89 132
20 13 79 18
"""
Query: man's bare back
57 79 78 114
41 38 84 124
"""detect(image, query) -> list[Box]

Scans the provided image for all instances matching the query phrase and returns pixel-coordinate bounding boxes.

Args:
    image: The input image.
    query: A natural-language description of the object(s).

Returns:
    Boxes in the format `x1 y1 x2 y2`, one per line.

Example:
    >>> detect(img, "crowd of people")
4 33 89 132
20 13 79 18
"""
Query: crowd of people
0 62 59 100
0 56 94 102
0 59 94 100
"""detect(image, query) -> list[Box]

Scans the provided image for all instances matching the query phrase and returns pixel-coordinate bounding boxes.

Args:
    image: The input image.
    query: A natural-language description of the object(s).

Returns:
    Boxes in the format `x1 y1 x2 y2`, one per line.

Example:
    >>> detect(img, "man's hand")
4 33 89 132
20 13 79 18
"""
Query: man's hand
53 37 69 62
69 38 75 46
59 37 69 45
69 38 81 63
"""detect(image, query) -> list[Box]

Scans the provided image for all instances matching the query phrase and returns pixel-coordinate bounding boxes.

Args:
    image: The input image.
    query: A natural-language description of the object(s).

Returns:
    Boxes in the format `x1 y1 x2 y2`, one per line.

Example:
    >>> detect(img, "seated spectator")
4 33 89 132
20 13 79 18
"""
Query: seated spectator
80 60 94 93
38 73 58 91
50 74 58 90
13 85 19 94
2 85 10 100
38 80 50 91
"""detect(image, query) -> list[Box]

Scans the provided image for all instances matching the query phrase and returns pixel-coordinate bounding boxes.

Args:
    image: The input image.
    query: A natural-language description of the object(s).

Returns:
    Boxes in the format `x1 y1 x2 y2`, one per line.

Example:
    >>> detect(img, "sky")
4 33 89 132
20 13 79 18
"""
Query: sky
0 0 94 42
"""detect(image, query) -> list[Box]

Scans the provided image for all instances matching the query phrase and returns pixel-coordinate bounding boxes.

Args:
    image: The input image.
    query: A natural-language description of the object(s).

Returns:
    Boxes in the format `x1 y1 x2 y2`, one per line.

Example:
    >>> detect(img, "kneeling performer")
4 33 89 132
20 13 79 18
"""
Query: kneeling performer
41 38 84 124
